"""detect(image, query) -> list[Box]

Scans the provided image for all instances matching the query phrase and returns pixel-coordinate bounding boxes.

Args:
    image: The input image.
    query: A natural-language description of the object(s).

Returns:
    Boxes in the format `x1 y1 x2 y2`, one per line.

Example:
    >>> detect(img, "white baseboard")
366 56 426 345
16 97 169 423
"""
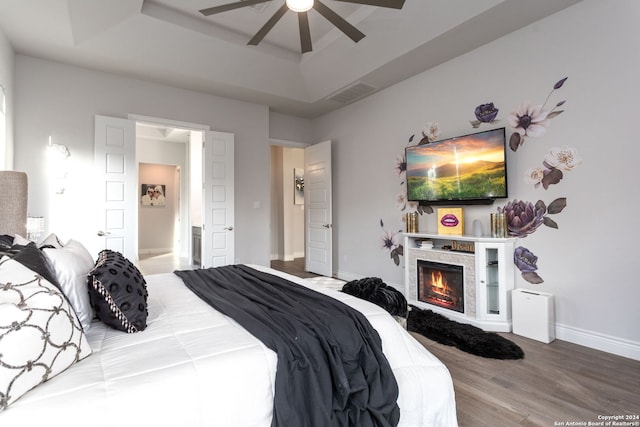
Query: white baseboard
337 269 640 362
555 323 640 362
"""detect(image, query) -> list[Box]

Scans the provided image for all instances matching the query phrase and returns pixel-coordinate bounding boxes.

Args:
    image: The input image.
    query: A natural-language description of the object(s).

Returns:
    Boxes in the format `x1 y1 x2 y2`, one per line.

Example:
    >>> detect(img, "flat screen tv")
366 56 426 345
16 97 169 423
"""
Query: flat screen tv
405 127 508 205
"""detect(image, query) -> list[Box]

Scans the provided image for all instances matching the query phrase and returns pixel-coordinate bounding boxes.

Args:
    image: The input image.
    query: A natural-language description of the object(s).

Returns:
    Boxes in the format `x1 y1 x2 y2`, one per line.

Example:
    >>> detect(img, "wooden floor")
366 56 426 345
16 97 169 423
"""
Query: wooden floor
413 331 640 426
273 259 640 427
270 257 320 278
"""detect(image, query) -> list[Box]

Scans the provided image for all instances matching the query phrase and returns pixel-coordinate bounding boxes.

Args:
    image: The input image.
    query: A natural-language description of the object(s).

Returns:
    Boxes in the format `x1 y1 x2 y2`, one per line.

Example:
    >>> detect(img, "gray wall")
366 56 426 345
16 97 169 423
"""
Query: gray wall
0 26 13 169
312 0 640 358
13 55 271 267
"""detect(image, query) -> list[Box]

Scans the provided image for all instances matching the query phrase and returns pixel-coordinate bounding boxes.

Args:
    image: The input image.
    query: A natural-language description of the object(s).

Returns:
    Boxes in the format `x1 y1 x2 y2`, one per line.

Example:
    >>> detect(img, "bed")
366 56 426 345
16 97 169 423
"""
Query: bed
0 171 457 426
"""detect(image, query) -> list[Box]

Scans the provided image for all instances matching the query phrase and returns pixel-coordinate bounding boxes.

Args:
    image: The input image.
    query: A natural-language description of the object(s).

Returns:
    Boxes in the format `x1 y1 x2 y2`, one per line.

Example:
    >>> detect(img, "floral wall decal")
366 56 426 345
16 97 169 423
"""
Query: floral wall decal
514 246 543 284
470 102 499 128
499 197 566 284
525 145 583 189
508 77 568 151
503 76 579 284
498 198 567 238
419 121 441 145
379 219 403 266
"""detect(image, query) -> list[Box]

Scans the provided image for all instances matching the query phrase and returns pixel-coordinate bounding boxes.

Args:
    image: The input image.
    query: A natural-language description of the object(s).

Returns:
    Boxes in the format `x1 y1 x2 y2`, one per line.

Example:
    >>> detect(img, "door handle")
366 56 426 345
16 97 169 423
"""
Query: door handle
323 224 332 228
97 230 111 236
224 226 234 231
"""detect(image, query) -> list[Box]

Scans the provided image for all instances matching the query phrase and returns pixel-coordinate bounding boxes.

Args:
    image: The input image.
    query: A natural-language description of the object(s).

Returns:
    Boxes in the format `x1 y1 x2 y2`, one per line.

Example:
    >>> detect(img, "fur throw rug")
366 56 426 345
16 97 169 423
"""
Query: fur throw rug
340 277 524 359
408 305 524 359
341 277 409 327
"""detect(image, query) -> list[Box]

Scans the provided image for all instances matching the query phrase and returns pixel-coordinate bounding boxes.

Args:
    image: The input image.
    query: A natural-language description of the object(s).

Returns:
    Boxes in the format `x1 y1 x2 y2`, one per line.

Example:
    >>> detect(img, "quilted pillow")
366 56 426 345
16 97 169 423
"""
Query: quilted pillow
0 256 92 411
88 250 148 333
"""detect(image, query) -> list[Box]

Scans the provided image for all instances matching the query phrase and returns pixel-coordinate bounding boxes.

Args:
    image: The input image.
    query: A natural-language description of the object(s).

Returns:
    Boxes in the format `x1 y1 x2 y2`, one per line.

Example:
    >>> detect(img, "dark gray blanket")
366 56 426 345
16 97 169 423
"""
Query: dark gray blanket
174 265 400 427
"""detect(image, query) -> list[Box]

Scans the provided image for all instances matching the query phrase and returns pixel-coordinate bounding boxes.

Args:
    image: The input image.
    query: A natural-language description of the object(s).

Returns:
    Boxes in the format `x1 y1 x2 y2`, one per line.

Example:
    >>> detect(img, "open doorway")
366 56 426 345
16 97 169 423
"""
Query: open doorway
135 122 202 274
269 145 312 277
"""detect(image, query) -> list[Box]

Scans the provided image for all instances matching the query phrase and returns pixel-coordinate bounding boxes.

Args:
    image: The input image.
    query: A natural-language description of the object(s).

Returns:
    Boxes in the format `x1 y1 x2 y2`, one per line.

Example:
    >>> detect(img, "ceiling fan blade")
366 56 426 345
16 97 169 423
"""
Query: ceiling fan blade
199 0 271 16
248 3 289 46
313 0 365 43
331 0 405 8
298 11 312 53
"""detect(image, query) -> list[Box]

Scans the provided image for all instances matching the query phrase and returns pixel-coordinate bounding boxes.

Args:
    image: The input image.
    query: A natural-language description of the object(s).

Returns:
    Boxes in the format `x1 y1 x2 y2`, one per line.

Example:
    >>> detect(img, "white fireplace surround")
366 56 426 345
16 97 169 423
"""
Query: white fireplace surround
404 233 516 332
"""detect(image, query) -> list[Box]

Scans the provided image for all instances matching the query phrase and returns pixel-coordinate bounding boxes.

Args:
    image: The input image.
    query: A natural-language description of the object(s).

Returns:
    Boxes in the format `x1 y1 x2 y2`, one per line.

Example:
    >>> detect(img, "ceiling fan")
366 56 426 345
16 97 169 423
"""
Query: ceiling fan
199 0 406 53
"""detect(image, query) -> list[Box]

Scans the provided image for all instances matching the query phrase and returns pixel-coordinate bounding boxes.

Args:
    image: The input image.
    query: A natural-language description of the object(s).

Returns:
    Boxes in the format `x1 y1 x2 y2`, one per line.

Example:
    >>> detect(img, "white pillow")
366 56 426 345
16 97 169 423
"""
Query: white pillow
0 257 92 411
39 233 65 249
43 239 96 331
11 234 31 245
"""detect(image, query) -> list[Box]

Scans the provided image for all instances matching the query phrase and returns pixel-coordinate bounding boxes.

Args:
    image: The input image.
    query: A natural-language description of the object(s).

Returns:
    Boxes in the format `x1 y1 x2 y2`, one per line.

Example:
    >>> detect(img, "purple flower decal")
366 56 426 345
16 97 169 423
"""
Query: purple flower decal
514 246 538 273
514 246 544 284
475 103 499 123
499 200 546 237
498 198 567 237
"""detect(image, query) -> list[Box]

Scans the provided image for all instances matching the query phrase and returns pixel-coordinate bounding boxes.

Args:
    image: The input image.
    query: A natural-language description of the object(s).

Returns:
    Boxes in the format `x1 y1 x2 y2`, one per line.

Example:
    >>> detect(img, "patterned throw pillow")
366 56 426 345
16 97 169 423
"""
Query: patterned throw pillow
87 250 148 333
0 257 92 411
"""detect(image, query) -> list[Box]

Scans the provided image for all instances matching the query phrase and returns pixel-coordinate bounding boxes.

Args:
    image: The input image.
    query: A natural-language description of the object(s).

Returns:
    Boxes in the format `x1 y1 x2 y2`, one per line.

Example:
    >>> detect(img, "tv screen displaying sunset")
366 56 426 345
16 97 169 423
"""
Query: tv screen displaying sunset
406 128 507 202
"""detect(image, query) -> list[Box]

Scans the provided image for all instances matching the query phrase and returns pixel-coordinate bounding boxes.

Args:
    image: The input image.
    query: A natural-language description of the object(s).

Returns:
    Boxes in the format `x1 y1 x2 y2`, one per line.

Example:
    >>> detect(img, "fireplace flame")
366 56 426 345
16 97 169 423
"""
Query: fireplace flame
431 271 448 291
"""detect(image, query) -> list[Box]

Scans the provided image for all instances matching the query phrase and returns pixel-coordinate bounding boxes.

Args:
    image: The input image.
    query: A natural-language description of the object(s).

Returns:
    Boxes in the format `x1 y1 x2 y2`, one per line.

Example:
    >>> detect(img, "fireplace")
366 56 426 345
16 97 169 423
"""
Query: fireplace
417 260 464 313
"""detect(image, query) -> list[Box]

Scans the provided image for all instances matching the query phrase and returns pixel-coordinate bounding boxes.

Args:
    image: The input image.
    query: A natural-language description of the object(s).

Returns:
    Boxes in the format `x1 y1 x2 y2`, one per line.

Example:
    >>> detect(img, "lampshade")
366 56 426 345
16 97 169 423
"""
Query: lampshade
286 0 314 13
27 216 45 240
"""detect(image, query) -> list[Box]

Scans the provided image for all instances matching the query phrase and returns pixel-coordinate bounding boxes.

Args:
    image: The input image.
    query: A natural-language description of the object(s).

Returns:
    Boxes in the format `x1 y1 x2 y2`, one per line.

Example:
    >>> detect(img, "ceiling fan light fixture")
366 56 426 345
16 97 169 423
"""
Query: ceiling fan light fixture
286 0 314 13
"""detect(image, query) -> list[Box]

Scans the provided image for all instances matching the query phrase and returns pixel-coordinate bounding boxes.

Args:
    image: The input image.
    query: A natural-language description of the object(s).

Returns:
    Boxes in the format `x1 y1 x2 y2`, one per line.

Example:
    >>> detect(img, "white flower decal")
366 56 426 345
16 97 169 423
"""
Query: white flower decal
524 167 546 187
508 103 550 138
544 146 582 171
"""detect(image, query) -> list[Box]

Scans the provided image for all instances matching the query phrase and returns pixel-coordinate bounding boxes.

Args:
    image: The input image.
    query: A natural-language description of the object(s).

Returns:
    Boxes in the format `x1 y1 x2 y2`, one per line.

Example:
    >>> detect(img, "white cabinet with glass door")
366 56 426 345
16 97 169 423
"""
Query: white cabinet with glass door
476 240 516 325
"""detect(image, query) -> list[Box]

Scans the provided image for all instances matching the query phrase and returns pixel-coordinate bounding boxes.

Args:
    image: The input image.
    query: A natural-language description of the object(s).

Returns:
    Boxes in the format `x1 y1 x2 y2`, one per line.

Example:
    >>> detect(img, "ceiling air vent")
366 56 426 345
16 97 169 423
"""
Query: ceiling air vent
327 81 377 105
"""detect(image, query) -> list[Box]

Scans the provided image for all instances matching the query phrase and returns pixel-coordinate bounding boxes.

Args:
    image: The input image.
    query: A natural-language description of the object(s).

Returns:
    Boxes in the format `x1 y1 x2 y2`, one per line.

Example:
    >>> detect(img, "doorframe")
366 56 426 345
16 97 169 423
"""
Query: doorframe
269 138 308 265
129 114 211 262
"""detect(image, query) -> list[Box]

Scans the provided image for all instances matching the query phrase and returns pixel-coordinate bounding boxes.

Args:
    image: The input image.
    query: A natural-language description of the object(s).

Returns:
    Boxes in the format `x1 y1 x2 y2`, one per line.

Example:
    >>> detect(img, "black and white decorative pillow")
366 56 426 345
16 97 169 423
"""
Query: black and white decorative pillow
0 257 92 411
0 242 62 292
88 250 148 333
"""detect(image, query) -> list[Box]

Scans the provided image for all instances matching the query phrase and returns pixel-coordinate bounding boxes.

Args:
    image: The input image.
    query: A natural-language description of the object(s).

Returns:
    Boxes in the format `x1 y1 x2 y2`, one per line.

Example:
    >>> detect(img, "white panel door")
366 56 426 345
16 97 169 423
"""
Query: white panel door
93 115 136 260
304 140 332 277
202 131 234 268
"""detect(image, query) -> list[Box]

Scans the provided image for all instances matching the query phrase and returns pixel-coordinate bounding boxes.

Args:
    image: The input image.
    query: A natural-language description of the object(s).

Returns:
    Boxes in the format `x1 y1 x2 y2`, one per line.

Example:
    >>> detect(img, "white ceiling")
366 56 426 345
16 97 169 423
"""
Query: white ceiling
0 0 581 118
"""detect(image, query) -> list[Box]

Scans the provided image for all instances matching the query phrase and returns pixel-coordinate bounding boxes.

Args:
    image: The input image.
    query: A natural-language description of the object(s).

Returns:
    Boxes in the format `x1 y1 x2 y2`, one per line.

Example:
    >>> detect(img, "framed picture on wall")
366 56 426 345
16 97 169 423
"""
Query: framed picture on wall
294 168 304 205
141 184 166 206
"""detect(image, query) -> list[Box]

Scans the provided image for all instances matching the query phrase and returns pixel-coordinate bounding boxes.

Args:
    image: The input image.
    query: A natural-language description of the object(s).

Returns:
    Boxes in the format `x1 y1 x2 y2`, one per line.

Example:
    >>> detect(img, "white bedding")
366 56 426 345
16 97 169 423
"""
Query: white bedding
1 265 457 427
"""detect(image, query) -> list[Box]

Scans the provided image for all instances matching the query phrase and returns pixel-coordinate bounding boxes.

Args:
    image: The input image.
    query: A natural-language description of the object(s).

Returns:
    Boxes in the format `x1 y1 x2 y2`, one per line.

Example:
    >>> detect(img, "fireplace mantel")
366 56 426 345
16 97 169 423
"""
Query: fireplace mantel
403 232 516 332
